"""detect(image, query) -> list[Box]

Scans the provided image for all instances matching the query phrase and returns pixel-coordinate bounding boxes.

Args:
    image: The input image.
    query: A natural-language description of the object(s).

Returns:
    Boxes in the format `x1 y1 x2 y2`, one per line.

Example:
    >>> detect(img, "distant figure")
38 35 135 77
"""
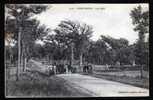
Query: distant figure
132 60 136 66
58 64 62 74
116 61 120 67
106 64 109 70
53 63 56 75
61 64 65 74
56 64 59 74
83 63 88 73
68 64 72 74
88 64 93 73
87 65 89 73
83 65 86 73
65 64 68 74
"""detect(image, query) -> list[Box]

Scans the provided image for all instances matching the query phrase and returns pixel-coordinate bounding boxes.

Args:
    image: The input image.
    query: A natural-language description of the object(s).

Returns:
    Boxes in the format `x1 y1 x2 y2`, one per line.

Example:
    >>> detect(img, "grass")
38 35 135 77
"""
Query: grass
82 72 149 89
6 60 93 97
6 72 92 97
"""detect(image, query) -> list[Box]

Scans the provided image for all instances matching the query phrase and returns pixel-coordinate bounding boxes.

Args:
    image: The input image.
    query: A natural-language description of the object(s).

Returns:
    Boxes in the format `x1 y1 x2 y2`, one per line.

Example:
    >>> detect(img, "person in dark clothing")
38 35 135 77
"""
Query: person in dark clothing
86 65 89 73
83 65 86 73
56 64 60 74
59 64 63 74
61 64 65 73
83 66 85 72
68 64 72 73
88 64 93 73
83 65 88 73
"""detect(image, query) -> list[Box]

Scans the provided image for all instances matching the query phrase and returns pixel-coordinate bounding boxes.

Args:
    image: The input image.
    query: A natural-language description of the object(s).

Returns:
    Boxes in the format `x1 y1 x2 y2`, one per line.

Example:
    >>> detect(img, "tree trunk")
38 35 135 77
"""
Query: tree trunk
140 65 143 78
22 42 25 72
79 52 83 72
22 56 24 72
17 27 22 81
23 57 27 72
21 49 24 73
80 52 83 66
71 44 74 66
10 54 13 63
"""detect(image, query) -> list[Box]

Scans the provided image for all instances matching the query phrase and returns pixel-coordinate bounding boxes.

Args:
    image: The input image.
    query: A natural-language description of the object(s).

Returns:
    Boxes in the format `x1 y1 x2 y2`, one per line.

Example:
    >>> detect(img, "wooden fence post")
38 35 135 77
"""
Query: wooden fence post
140 65 143 78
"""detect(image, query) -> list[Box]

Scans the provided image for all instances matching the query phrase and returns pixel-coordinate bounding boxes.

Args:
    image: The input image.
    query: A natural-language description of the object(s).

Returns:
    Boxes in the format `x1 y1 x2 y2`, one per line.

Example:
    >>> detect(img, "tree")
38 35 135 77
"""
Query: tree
130 5 149 65
75 23 93 66
86 35 135 66
86 39 108 65
54 20 78 65
54 20 93 68
5 4 48 81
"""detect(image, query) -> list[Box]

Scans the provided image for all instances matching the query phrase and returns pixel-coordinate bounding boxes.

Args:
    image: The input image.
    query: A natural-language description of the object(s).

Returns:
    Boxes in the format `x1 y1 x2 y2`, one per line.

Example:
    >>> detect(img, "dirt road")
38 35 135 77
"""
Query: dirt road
57 74 149 97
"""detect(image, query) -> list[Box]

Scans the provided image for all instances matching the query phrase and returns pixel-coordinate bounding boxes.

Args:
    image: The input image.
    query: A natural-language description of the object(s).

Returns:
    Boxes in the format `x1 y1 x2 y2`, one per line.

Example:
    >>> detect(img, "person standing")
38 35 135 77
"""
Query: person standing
89 64 93 73
53 63 56 75
106 64 109 70
65 64 68 74
68 64 71 74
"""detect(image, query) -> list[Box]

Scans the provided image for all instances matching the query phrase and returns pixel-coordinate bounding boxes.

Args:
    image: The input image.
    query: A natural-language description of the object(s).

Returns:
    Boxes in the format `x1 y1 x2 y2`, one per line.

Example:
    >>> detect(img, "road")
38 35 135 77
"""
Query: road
26 60 149 97
57 73 149 97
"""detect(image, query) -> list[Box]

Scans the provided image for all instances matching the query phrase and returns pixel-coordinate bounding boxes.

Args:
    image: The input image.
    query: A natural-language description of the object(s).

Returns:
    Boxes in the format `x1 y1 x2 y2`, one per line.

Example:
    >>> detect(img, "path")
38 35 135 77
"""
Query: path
57 74 149 97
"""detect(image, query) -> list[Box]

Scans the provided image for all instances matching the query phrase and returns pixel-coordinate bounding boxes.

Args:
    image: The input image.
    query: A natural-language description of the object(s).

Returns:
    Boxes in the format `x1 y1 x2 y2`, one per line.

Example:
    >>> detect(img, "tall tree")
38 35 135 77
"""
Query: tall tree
100 35 129 65
54 20 79 65
54 20 93 68
76 23 93 66
130 5 149 65
5 4 48 80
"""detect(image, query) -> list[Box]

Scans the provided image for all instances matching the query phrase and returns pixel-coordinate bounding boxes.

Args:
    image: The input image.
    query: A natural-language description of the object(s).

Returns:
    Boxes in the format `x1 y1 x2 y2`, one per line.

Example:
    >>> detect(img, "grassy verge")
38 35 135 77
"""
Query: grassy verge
82 72 149 89
6 72 92 97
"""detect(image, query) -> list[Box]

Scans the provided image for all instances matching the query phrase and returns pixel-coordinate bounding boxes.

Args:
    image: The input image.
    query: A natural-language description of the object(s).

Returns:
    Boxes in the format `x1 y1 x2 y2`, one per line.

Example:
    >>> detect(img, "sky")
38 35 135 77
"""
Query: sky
33 4 149 45
5 4 149 46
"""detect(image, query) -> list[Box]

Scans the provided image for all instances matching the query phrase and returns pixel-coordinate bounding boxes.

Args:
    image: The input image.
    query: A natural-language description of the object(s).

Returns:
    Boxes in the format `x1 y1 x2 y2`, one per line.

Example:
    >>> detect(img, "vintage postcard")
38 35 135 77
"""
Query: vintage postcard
5 3 149 97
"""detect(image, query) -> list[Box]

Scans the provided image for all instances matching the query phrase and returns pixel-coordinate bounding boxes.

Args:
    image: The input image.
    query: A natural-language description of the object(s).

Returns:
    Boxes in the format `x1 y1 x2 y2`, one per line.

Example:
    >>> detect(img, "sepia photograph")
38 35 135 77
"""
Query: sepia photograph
5 3 149 97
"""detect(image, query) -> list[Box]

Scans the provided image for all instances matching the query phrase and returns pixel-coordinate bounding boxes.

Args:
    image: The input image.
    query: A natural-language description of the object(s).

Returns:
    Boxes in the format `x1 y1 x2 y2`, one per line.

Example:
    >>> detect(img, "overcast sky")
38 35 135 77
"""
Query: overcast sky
33 4 149 45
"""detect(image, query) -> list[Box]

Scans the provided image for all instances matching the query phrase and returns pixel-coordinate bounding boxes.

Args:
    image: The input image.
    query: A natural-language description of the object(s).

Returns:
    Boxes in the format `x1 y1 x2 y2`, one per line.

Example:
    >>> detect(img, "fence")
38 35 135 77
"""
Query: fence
93 64 149 79
93 65 148 71
5 62 16 80
5 61 25 80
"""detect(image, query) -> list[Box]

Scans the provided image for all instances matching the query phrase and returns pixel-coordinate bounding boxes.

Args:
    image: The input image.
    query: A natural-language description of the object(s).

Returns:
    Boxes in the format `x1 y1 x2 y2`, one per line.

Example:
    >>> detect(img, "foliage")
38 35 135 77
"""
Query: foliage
5 4 149 68
130 5 149 65
54 20 93 64
5 4 49 61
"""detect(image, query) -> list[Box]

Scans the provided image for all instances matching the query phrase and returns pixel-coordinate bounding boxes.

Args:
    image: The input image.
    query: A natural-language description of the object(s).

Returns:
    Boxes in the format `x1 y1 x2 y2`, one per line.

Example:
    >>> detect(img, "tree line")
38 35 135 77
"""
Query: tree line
5 4 149 77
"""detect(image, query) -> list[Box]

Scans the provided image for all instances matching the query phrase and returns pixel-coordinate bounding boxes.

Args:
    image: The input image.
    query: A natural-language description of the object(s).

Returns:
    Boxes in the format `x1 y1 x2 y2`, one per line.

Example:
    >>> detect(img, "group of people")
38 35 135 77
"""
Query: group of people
49 63 76 75
48 62 93 75
83 64 93 73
